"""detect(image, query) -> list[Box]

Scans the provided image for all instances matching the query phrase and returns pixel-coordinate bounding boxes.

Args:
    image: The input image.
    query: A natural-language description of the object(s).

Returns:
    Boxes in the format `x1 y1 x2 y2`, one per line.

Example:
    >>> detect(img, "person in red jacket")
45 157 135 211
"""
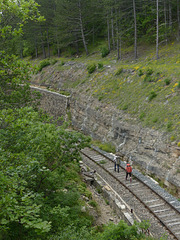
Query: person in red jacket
126 163 132 182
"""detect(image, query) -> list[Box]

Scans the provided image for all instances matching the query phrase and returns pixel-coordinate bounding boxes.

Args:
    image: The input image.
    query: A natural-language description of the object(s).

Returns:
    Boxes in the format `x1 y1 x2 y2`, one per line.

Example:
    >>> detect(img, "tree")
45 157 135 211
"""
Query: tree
0 107 91 239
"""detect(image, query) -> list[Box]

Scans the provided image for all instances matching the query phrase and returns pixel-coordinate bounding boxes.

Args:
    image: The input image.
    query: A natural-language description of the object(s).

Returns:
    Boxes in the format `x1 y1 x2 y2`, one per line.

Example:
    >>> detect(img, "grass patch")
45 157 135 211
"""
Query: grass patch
92 140 116 153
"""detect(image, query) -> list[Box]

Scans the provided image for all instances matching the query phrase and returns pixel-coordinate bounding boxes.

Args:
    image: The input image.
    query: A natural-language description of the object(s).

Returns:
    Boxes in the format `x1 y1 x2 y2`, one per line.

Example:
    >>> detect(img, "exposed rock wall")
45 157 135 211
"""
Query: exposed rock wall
31 87 180 196
31 86 70 123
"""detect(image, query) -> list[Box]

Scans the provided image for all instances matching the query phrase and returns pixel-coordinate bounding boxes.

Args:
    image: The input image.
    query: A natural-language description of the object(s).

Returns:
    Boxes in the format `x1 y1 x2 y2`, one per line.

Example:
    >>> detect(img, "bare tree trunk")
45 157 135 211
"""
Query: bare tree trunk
107 14 111 52
169 0 172 29
40 27 46 59
111 8 115 50
74 32 79 55
47 29 50 58
164 0 167 44
35 37 38 58
133 0 137 59
177 0 180 41
115 3 120 60
156 0 159 59
78 0 89 55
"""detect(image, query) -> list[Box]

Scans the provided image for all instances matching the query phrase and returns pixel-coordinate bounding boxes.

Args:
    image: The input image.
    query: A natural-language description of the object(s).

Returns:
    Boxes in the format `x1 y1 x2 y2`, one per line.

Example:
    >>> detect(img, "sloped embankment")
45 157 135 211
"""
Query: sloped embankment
31 60 180 196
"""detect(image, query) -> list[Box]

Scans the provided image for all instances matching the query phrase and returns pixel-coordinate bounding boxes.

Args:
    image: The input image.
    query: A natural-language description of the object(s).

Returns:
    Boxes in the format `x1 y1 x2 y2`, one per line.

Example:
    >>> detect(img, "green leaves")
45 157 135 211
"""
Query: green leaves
0 107 91 238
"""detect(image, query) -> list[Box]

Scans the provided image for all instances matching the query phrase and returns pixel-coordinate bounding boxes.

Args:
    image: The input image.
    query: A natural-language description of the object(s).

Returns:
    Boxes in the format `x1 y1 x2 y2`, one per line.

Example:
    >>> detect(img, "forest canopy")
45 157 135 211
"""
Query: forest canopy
1 0 180 59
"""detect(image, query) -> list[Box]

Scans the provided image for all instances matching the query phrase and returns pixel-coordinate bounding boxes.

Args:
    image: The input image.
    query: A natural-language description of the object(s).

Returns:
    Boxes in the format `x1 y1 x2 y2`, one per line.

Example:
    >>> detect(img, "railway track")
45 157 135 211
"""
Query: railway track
80 146 180 240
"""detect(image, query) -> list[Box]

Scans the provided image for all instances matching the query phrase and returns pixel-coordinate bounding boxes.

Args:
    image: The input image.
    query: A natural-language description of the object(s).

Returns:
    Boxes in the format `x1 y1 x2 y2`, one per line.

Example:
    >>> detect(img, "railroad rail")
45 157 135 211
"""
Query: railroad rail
80 146 180 240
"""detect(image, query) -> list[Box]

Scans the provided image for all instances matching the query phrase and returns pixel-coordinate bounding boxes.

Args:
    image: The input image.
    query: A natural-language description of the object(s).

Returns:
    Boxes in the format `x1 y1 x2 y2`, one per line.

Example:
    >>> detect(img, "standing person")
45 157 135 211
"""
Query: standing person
114 155 117 172
126 163 132 182
114 152 122 173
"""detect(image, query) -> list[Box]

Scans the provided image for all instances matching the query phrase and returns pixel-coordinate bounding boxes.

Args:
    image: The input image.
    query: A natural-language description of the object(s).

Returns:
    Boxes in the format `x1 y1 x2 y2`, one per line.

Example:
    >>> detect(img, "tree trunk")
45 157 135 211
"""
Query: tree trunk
164 0 167 44
47 29 50 58
35 37 38 58
177 0 180 41
78 0 89 55
107 14 111 52
133 0 137 59
74 32 79 55
111 8 115 50
169 0 172 29
115 4 120 60
156 0 159 59
40 28 46 59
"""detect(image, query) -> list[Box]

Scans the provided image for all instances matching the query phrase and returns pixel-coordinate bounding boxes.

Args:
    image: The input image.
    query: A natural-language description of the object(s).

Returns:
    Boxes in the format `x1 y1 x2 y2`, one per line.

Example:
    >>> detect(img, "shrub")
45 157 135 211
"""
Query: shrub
164 78 170 85
99 142 116 153
146 68 153 76
61 60 65 66
138 69 143 76
139 112 145 120
98 63 103 69
101 47 109 58
178 81 180 89
170 136 175 141
122 104 128 110
144 75 155 82
149 91 157 101
38 59 51 72
167 121 173 131
51 59 58 65
178 142 180 147
115 67 123 76
89 200 98 208
87 63 96 74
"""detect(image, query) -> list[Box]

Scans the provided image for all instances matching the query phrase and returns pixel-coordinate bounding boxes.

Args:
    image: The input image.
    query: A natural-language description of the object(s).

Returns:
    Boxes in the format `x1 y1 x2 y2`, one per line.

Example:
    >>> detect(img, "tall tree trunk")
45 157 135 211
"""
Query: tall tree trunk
111 8 115 50
133 0 137 59
35 37 38 58
164 0 167 44
74 32 79 55
47 29 50 58
55 27 60 57
177 0 180 41
78 0 89 55
40 28 46 59
156 0 159 59
168 0 172 29
107 14 111 52
115 4 120 60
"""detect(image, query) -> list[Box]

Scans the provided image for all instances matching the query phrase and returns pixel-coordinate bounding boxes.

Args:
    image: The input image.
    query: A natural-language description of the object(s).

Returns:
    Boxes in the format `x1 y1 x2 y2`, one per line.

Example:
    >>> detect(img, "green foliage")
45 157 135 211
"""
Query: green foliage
148 91 157 101
51 59 58 65
0 107 91 239
115 68 123 76
101 47 109 58
0 52 41 110
146 68 153 76
167 121 173 131
138 69 144 76
99 142 115 153
61 60 65 66
139 112 145 120
144 75 154 82
95 220 151 240
38 59 51 72
89 200 98 208
122 104 128 110
178 81 180 89
87 63 96 74
98 63 103 69
164 78 170 85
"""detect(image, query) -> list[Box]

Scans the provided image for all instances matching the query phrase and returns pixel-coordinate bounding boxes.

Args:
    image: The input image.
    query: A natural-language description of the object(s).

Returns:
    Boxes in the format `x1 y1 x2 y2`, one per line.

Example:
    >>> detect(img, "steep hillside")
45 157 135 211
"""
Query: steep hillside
31 42 180 145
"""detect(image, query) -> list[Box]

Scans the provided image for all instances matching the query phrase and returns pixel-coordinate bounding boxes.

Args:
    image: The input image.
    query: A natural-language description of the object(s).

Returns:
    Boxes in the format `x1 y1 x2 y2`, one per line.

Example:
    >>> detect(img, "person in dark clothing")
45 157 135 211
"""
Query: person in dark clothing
114 152 123 173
